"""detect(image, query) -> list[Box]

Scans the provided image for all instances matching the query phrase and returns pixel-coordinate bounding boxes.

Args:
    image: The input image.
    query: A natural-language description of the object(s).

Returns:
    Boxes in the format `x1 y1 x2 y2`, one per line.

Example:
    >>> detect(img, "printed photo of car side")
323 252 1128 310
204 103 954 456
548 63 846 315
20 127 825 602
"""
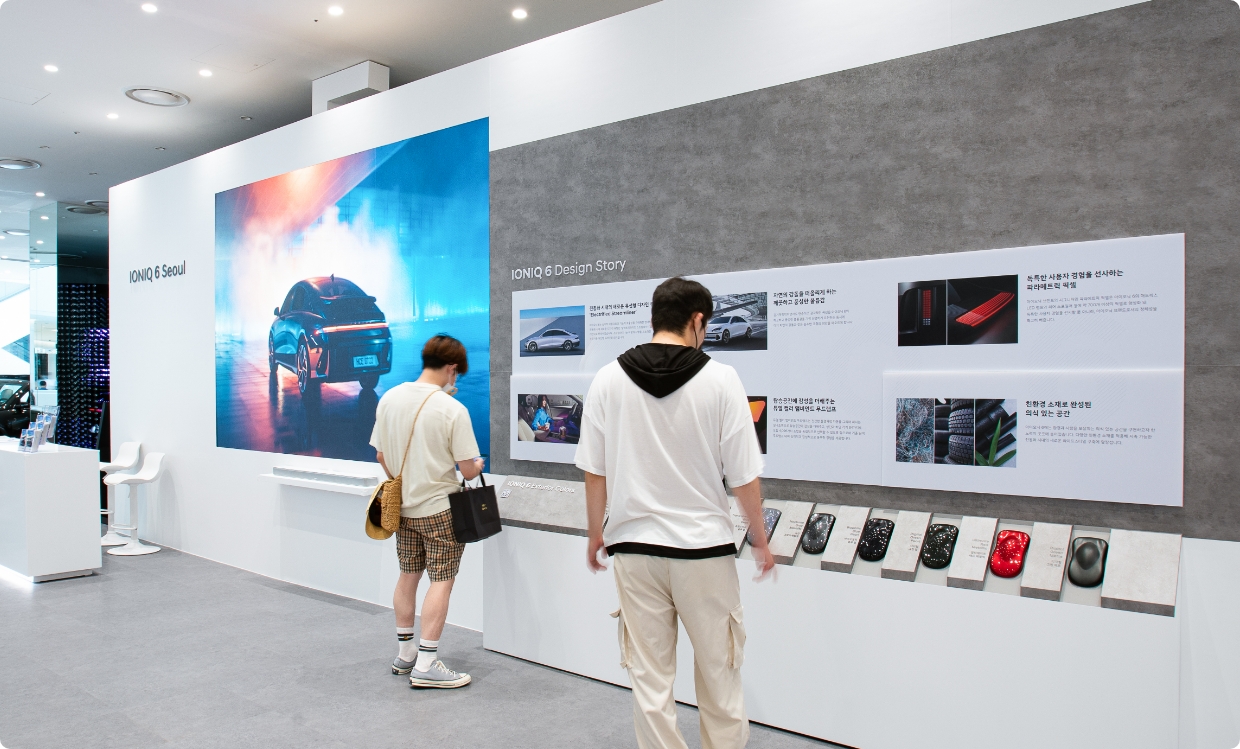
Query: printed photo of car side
519 305 586 357
269 276 392 397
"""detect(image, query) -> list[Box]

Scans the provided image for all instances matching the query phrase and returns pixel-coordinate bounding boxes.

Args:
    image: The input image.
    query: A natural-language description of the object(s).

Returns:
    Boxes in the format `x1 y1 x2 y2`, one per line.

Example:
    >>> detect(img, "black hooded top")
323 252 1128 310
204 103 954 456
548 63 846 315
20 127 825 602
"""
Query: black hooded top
616 343 711 398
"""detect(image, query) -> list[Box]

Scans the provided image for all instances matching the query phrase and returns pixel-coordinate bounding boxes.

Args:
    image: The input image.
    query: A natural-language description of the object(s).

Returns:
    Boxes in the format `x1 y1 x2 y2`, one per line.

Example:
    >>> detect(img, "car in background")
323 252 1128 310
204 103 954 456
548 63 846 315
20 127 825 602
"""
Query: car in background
269 276 392 396
0 377 31 437
524 329 579 352
705 315 753 344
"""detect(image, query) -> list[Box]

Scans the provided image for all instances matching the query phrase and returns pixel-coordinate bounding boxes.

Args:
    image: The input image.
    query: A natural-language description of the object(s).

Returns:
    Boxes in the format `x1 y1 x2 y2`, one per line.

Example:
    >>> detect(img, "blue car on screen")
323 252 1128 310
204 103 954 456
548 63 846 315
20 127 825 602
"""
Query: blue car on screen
269 276 392 396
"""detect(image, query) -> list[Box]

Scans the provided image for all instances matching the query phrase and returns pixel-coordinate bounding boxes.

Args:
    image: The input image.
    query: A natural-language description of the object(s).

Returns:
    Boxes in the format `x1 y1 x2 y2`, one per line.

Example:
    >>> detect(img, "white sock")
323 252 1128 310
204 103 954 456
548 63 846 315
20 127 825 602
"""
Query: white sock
414 638 439 672
397 627 417 662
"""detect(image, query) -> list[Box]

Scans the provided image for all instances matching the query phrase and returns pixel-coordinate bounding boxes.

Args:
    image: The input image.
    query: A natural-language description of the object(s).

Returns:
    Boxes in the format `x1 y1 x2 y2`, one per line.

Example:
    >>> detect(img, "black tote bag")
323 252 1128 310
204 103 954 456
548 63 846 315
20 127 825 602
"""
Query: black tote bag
447 475 502 543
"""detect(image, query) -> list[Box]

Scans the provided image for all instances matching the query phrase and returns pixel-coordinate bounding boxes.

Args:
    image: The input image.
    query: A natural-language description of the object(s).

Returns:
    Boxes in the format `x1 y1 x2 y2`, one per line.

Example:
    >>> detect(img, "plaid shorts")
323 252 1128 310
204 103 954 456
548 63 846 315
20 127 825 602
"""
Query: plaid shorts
396 510 464 581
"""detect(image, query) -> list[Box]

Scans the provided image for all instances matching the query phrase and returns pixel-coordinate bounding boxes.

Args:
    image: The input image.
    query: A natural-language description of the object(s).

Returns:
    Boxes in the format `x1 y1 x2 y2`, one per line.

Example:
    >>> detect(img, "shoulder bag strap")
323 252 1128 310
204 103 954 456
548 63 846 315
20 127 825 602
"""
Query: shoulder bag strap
396 390 438 479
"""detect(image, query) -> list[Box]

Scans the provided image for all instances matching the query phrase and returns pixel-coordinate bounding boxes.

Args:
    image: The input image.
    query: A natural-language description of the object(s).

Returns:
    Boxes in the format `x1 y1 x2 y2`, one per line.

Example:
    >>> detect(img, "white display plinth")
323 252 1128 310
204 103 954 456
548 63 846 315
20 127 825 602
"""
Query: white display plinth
484 524 1178 749
0 439 102 581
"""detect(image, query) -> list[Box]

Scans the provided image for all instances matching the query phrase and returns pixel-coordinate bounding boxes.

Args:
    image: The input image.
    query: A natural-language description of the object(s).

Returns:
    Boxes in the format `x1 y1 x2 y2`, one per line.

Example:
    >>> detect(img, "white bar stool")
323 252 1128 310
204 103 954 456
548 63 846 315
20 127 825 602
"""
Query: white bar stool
99 441 141 546
105 452 165 557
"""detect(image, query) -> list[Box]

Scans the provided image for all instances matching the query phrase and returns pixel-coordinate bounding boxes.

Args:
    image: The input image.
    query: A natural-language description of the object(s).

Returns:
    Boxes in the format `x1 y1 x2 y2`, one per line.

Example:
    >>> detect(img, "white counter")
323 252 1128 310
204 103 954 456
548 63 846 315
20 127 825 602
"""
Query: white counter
0 438 102 581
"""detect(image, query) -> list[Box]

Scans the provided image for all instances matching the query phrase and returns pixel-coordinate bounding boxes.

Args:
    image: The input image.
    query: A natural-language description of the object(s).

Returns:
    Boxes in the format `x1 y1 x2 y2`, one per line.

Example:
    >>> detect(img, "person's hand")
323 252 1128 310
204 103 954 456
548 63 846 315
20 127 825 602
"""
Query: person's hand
750 540 776 582
587 534 608 573
473 457 485 473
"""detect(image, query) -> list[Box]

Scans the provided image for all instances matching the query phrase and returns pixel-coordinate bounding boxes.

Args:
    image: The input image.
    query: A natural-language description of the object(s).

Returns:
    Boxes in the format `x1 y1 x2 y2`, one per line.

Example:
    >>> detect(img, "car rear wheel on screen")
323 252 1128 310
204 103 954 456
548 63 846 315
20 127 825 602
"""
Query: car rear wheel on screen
562 341 574 351
527 341 538 352
721 330 731 344
744 327 752 339
296 341 319 397
359 373 380 390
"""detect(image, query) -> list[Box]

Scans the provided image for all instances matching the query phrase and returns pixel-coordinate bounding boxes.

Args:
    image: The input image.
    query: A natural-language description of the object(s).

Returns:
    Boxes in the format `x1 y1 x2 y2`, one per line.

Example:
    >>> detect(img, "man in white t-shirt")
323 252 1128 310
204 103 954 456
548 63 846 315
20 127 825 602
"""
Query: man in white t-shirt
576 277 773 749
371 335 484 689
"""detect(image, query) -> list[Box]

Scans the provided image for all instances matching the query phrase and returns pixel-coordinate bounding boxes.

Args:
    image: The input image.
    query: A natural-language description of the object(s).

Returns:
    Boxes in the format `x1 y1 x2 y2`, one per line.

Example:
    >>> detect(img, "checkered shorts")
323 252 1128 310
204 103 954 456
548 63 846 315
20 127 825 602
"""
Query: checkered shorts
396 510 464 581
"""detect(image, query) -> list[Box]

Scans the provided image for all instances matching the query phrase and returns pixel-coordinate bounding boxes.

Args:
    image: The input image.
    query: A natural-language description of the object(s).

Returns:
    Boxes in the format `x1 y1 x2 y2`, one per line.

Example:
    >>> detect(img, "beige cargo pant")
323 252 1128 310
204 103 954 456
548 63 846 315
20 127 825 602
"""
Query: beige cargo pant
611 553 748 749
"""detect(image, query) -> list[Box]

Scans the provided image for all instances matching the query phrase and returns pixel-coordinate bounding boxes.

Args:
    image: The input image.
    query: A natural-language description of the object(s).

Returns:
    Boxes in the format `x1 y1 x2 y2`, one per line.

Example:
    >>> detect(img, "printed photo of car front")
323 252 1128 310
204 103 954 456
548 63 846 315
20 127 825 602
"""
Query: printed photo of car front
269 276 392 396
703 292 768 351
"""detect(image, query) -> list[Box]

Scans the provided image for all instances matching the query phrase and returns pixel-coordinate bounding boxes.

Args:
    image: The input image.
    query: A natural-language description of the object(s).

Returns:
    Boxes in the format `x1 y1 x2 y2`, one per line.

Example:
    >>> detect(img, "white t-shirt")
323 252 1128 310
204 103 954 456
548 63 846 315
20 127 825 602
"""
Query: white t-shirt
369 382 481 518
575 359 764 549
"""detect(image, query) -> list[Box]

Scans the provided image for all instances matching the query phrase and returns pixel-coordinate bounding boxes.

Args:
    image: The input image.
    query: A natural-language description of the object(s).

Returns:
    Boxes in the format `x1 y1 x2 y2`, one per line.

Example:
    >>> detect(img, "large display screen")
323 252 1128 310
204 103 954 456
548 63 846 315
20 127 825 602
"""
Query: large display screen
215 119 490 461
511 234 1185 506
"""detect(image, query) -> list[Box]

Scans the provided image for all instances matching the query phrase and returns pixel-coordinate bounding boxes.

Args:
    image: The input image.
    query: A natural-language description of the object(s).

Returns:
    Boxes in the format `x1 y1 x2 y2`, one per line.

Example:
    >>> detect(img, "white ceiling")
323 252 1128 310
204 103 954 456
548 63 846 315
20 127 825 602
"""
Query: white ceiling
0 0 658 243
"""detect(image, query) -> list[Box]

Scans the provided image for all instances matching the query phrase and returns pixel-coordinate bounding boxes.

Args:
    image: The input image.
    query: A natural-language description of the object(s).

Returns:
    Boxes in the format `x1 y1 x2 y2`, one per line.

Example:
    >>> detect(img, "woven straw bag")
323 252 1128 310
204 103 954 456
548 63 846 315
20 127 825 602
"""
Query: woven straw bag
366 391 437 540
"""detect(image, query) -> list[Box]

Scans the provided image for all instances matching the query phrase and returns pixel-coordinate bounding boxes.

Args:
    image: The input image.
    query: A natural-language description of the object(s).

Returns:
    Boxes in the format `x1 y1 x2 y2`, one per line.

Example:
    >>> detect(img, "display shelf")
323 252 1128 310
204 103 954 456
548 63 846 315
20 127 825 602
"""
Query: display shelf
259 466 379 496
495 475 1181 618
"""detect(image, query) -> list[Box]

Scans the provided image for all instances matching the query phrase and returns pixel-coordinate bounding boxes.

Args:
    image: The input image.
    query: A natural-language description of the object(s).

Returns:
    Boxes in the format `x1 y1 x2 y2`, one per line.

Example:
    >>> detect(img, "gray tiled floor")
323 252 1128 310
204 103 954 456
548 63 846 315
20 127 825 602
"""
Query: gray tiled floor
0 548 838 748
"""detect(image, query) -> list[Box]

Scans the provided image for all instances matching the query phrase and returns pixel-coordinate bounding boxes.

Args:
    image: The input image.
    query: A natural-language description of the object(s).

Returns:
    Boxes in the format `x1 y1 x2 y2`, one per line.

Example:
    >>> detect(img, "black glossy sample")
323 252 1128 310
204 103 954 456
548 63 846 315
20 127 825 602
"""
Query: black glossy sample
1067 537 1108 588
856 518 895 562
920 523 959 569
800 513 835 555
748 507 781 545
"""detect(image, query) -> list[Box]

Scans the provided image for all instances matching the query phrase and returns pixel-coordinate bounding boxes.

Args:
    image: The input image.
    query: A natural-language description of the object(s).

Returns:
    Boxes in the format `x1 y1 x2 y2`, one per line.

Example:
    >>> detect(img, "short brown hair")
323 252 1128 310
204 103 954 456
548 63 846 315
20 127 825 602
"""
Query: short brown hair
651 277 714 334
422 335 469 374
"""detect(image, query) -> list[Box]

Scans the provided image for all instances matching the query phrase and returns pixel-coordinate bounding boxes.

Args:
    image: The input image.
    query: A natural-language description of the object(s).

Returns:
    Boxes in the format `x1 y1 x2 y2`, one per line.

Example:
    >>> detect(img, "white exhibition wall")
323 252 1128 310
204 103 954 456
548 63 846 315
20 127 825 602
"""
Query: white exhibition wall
104 3 1240 746
109 0 1147 628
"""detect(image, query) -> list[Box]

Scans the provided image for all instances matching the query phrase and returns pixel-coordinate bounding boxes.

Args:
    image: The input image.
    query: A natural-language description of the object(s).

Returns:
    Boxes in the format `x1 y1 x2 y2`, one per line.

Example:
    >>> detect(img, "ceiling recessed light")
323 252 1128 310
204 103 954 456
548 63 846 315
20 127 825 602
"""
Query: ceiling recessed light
328 5 343 15
141 3 157 12
38 145 50 149
35 241 43 245
512 7 527 19
35 192 45 197
199 69 213 77
89 172 98 175
4 230 29 236
106 113 119 119
39 215 48 220
44 64 58 73
86 200 108 208
155 146 166 151
125 87 190 107
33 259 40 262
67 206 105 215
0 158 41 170
240 115 252 121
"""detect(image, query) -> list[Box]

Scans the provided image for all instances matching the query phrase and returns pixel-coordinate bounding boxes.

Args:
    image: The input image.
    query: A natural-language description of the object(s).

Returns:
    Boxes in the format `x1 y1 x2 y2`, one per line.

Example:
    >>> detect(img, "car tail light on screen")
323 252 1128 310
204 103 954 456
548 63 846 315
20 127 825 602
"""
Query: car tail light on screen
322 322 389 333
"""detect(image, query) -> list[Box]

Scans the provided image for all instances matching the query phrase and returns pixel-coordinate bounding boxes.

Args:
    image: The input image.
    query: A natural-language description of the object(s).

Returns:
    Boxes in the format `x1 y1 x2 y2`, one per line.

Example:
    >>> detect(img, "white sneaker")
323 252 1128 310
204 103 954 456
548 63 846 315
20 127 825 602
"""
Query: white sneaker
408 660 471 689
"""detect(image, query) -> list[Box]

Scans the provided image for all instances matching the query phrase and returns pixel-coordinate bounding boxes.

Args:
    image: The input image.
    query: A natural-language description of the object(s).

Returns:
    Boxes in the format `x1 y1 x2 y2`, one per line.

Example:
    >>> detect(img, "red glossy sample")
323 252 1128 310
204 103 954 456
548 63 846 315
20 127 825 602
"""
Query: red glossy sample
989 529 1031 578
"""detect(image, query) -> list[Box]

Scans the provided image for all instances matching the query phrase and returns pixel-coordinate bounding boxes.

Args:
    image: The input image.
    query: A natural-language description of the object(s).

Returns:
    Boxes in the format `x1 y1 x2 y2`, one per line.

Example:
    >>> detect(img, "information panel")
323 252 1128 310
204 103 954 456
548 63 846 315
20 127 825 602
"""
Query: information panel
510 234 1184 505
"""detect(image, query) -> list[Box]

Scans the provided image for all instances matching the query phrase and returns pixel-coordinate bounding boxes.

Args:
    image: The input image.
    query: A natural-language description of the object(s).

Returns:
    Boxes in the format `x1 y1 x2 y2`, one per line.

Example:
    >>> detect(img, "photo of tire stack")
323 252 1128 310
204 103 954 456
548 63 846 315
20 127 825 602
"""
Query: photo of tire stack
931 398 1016 467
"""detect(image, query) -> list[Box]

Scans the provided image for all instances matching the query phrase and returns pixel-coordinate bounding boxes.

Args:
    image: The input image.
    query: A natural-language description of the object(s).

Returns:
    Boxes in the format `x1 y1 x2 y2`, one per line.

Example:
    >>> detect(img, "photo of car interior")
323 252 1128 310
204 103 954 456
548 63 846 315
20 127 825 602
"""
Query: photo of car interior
898 276 1018 346
947 275 1018 345
0 376 31 437
517 393 583 444
748 396 767 453
897 280 947 346
269 276 393 397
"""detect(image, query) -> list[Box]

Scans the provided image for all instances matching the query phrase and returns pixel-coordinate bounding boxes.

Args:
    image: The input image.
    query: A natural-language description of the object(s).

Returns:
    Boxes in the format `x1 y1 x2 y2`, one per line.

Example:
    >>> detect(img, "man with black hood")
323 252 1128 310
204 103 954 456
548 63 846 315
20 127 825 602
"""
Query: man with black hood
576 276 773 749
